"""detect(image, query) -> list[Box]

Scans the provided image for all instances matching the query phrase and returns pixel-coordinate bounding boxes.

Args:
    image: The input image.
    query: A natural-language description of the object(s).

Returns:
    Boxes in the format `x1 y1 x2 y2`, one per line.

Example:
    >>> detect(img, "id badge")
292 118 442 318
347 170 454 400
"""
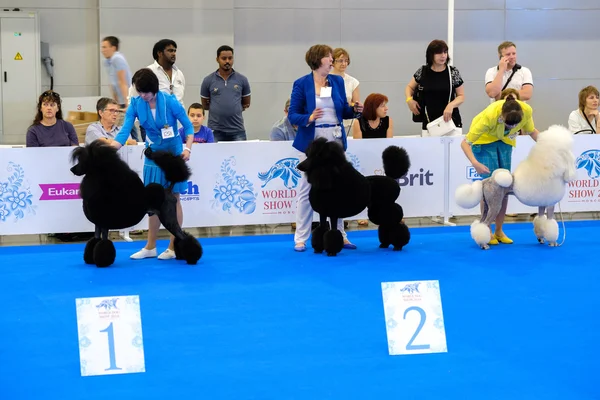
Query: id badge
161 125 175 139
320 87 332 98
333 126 342 139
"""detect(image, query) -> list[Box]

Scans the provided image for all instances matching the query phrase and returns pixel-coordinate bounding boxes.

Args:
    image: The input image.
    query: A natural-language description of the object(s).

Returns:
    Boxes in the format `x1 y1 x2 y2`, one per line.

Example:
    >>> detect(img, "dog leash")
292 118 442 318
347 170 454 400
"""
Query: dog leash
557 202 567 246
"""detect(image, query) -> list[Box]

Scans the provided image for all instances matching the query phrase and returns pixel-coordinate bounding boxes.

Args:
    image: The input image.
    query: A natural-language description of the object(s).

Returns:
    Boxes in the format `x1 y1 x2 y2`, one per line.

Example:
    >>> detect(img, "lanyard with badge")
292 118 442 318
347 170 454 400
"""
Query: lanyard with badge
160 93 175 140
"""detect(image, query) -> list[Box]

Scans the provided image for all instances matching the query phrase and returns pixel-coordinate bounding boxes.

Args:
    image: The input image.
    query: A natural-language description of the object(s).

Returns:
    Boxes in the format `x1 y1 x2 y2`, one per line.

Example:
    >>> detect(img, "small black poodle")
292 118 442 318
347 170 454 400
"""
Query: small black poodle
70 141 202 267
297 137 411 256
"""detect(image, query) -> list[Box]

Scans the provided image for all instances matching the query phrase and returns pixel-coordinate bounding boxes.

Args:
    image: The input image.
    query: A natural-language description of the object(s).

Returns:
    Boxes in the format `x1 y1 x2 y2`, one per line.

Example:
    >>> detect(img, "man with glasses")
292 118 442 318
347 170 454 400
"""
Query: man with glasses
85 97 137 145
459 97 539 245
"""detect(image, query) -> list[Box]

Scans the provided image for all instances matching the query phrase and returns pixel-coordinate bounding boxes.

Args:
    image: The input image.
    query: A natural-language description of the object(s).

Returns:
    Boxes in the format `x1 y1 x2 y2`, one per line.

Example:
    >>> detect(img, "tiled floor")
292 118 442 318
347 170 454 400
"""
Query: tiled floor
1 211 598 247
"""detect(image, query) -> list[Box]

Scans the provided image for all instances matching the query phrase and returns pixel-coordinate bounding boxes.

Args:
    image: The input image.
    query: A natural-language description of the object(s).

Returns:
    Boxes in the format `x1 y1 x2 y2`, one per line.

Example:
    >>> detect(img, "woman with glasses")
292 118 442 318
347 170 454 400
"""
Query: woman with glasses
110 68 194 261
460 97 539 245
26 90 79 147
568 85 600 134
330 48 359 137
85 97 138 145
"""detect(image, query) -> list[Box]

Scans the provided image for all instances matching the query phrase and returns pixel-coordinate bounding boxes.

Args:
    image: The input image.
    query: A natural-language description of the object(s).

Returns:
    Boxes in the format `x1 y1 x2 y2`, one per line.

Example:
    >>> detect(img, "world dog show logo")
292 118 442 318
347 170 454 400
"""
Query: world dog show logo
569 149 600 203
257 157 301 216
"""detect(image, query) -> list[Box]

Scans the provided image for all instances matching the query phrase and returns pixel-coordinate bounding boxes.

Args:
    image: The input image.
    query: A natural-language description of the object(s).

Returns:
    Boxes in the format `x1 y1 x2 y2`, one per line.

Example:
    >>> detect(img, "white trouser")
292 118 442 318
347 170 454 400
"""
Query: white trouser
294 126 348 244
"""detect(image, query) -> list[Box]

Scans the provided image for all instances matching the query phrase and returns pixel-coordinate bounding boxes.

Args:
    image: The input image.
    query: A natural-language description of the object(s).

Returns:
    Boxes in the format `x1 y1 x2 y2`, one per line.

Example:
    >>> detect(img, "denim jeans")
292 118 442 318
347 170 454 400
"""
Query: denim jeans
213 130 247 142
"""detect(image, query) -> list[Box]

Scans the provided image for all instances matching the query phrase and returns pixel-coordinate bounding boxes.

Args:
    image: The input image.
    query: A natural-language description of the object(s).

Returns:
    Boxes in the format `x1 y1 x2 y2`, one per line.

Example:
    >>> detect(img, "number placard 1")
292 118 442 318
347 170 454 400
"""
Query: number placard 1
75 295 145 376
381 280 447 355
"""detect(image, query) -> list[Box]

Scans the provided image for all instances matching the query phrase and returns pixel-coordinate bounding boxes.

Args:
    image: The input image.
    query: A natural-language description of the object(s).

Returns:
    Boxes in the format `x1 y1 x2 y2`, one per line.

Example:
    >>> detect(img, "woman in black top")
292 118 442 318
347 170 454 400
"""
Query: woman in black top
351 93 393 139
351 93 393 225
405 40 465 134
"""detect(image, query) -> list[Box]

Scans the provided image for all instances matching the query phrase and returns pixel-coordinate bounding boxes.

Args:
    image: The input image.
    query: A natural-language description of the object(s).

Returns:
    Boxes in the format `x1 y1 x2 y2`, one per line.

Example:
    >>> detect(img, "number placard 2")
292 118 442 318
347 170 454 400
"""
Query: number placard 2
75 295 145 376
381 280 447 355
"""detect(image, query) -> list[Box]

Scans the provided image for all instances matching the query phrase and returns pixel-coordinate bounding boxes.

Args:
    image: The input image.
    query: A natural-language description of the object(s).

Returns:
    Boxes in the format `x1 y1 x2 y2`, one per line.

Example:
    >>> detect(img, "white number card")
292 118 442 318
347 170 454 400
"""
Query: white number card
381 280 447 355
76 295 146 376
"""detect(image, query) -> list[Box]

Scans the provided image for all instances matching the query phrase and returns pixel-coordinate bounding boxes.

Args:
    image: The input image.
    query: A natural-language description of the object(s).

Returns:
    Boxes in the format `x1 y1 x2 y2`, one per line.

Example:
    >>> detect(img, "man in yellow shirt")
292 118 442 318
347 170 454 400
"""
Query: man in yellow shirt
460 98 539 245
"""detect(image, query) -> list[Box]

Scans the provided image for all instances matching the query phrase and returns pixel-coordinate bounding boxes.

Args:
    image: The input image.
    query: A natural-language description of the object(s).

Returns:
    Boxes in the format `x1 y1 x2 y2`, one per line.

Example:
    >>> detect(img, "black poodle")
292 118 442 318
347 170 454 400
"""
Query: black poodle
70 141 203 267
297 137 411 256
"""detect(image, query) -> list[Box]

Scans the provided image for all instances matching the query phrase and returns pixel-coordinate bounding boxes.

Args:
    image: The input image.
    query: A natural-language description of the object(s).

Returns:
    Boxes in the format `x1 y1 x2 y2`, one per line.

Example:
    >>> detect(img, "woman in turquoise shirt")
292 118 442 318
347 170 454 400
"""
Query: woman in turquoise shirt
111 68 194 261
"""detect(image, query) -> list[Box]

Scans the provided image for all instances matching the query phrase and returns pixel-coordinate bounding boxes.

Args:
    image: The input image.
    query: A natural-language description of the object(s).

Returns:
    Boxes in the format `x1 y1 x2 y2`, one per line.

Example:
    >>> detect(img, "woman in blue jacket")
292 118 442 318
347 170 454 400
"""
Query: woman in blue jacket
111 68 194 260
288 44 363 252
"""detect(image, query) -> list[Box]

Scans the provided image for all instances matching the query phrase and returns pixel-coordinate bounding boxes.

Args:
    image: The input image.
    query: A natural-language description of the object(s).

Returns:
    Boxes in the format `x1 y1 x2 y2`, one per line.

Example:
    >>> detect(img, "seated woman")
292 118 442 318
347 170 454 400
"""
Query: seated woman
568 85 599 134
351 93 393 139
351 93 393 225
26 90 79 147
352 93 394 226
85 97 137 145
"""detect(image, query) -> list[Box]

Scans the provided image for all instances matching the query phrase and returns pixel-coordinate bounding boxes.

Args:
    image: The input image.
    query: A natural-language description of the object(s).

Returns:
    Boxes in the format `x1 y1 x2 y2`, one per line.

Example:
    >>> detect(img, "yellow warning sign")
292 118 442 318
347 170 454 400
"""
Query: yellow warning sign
14 52 22 61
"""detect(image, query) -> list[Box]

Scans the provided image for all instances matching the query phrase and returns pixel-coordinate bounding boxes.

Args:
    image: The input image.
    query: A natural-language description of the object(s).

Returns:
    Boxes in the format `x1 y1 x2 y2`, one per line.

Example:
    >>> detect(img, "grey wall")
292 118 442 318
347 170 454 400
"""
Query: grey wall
4 0 600 139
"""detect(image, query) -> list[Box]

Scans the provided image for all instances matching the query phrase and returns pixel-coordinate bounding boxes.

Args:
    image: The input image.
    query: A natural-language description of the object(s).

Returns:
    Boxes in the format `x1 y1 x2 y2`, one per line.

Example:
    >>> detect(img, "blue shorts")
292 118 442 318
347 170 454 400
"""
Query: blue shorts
472 141 513 179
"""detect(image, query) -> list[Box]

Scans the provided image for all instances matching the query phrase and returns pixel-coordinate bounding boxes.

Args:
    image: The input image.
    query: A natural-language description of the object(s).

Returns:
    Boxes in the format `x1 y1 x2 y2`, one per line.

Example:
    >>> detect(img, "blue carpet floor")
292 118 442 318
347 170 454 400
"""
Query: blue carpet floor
0 221 598 400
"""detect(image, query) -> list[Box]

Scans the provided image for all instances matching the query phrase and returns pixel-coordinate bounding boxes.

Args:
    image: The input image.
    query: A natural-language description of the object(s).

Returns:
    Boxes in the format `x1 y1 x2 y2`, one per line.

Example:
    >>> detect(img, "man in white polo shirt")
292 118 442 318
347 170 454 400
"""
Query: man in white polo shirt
485 41 533 102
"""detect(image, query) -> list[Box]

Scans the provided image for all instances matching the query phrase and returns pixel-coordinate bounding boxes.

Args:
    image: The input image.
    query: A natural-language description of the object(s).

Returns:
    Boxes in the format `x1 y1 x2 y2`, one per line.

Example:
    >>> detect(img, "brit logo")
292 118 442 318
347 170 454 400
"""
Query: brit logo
0 162 36 222
211 156 257 214
258 158 300 215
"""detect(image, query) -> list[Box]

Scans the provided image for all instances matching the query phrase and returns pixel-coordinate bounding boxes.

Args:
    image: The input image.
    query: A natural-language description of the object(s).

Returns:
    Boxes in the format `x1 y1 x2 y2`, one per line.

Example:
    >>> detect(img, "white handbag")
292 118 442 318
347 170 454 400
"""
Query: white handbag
426 115 457 137
424 66 456 137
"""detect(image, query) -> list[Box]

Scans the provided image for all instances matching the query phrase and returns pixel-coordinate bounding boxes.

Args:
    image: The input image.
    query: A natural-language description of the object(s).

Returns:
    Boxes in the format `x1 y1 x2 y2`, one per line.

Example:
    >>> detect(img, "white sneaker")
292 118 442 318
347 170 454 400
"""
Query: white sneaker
130 247 157 259
158 249 176 260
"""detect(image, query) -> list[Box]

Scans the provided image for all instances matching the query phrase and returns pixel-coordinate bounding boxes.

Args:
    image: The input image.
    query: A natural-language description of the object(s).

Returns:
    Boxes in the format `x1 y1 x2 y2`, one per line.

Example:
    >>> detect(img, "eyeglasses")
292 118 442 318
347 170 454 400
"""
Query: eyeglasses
334 59 349 64
41 90 60 99
103 108 122 114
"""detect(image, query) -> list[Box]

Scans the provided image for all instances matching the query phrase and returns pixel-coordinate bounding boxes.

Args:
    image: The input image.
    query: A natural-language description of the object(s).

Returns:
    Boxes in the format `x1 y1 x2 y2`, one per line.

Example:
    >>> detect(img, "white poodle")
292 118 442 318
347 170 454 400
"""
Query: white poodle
455 125 576 249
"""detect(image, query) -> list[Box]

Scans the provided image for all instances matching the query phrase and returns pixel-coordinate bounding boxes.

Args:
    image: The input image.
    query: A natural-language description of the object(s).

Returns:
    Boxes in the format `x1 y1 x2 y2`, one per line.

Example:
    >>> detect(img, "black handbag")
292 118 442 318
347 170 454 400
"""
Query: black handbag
412 82 425 123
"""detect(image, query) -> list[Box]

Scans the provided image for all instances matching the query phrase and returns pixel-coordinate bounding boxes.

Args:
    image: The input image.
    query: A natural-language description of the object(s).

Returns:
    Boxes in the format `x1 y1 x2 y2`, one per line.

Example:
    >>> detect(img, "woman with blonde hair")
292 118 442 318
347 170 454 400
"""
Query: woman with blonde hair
330 47 360 136
568 85 599 134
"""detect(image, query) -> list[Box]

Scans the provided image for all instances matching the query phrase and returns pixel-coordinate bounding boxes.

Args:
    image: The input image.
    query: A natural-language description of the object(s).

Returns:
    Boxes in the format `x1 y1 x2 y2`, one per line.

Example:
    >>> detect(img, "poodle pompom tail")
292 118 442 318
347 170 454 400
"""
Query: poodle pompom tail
455 180 483 209
382 146 411 180
493 169 513 188
144 148 191 183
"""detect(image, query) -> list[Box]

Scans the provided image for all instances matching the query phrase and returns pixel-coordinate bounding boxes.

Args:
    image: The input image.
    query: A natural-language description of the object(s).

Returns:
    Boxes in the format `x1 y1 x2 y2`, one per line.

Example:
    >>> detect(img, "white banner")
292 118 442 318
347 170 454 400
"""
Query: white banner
75 295 145 377
448 135 600 216
127 138 446 229
2 135 598 235
0 147 127 235
381 280 447 355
